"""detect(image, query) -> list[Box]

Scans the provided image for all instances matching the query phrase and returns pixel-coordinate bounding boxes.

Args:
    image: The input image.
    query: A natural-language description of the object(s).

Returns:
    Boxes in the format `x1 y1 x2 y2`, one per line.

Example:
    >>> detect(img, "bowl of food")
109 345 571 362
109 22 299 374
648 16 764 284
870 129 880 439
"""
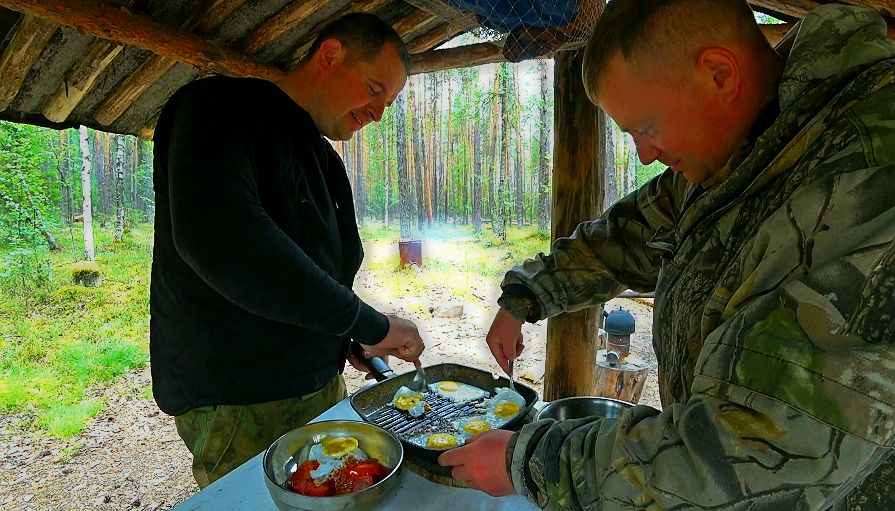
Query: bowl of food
263 420 403 511
535 396 633 421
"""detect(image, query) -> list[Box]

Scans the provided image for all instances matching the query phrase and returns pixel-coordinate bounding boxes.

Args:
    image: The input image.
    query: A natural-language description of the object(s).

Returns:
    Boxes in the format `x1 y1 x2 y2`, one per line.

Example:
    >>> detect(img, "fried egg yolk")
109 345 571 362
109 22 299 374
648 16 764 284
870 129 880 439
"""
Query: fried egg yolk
321 436 359 457
492 401 521 419
462 418 491 435
394 394 422 411
425 433 458 450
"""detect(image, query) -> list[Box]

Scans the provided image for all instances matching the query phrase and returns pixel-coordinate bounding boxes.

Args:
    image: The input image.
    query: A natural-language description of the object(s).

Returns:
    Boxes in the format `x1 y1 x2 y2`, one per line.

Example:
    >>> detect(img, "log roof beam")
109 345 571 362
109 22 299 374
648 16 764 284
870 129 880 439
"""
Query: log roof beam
0 15 57 111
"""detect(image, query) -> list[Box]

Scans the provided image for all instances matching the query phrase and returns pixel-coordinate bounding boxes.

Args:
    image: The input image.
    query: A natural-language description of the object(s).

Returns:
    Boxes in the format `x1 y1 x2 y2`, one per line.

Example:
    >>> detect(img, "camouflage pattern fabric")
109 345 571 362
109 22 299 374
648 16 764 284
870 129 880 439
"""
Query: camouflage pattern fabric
502 5 895 510
174 375 346 488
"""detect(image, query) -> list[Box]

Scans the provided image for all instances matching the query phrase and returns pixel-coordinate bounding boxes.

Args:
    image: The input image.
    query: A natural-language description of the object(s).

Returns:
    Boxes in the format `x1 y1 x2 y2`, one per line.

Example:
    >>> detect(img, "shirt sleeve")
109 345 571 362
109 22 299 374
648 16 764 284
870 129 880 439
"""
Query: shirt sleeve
163 84 388 344
498 168 689 322
510 164 895 509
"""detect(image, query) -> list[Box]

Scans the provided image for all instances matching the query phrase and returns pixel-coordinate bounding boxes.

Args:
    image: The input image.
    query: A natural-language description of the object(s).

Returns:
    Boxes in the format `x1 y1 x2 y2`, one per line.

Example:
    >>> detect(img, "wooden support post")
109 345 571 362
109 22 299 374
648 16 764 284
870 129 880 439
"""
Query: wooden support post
543 47 606 401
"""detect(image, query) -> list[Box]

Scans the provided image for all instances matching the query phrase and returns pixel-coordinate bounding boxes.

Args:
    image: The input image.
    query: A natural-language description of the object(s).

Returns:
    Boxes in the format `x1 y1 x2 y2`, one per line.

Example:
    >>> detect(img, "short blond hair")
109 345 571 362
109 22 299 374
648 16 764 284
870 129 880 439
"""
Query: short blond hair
581 0 771 103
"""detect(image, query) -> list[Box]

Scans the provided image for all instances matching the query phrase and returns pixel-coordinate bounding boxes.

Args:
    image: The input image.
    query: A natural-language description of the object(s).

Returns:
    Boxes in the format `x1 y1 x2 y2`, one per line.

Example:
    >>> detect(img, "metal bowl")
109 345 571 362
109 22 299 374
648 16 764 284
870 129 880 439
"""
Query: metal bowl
535 396 633 421
263 420 403 511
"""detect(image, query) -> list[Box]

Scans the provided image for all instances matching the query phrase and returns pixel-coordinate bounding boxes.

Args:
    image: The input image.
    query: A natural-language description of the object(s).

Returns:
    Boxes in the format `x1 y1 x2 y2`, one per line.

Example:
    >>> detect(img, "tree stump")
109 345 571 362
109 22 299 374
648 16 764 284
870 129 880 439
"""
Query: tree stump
71 261 102 287
594 349 650 404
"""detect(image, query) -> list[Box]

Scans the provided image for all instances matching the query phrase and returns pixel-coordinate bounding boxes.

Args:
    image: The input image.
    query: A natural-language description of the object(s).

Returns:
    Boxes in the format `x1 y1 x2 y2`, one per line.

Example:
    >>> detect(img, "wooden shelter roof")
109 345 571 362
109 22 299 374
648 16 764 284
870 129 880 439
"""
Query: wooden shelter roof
0 0 893 139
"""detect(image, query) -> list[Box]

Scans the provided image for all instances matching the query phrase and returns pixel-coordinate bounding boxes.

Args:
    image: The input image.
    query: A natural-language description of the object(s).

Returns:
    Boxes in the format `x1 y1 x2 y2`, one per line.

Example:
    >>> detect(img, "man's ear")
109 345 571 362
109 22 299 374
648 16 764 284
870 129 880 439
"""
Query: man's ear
696 47 740 103
316 39 344 72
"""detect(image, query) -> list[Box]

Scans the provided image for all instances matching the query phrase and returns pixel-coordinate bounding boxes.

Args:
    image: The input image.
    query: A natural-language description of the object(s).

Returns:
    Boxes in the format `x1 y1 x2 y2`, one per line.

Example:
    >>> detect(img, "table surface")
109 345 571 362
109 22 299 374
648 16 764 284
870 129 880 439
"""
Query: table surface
170 396 541 511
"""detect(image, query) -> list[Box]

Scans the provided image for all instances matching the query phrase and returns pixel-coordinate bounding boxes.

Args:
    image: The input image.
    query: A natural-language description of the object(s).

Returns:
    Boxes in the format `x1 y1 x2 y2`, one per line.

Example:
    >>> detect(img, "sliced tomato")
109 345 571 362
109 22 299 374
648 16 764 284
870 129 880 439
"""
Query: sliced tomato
346 460 388 481
289 460 335 497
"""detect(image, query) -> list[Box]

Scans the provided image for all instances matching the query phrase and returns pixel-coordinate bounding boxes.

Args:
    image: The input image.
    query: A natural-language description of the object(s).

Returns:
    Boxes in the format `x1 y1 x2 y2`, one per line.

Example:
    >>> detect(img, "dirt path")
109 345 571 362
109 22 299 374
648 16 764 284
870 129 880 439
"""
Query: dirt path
0 246 659 510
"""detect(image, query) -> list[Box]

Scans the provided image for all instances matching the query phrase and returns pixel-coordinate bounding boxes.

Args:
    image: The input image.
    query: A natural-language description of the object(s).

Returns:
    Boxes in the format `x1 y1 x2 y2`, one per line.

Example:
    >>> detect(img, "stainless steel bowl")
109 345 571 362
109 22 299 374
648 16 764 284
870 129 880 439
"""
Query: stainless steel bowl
535 396 633 421
263 420 403 511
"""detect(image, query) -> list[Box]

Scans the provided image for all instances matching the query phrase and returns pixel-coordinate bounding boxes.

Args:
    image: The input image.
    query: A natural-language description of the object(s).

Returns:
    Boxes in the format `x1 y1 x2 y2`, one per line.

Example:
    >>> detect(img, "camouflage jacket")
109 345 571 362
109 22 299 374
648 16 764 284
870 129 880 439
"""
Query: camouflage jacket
502 5 895 510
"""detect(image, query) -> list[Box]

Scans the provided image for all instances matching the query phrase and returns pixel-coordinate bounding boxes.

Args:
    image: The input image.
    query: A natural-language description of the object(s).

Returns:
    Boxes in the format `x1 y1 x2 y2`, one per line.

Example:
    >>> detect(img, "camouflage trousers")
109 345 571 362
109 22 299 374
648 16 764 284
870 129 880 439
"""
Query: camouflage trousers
174 375 347 488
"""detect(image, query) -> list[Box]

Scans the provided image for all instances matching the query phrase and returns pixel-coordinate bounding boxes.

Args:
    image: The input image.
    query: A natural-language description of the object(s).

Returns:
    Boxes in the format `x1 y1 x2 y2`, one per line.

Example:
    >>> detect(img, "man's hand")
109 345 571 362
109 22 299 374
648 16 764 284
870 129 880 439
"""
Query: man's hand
360 315 425 363
438 429 516 496
486 308 525 375
346 352 389 380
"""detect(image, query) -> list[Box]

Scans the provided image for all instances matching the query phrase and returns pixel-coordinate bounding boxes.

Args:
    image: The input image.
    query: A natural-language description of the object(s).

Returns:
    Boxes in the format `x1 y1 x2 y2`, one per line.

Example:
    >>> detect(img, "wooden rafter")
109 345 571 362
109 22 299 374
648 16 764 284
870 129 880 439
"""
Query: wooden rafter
283 0 391 70
401 0 479 31
0 0 284 82
42 40 123 122
0 15 57 111
409 42 504 75
751 1 895 37
406 22 465 53
241 0 333 56
393 8 438 39
91 0 251 127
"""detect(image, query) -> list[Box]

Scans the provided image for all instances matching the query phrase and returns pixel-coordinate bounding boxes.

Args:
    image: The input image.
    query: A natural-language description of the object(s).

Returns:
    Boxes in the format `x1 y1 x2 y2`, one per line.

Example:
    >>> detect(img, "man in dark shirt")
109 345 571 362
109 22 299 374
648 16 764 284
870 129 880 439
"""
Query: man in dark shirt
150 13 424 487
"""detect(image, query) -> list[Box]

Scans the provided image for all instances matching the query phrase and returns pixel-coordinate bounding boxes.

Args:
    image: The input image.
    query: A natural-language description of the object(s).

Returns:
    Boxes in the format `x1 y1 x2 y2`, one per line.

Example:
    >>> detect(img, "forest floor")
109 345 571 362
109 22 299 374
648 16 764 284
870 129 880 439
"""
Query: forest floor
0 234 659 511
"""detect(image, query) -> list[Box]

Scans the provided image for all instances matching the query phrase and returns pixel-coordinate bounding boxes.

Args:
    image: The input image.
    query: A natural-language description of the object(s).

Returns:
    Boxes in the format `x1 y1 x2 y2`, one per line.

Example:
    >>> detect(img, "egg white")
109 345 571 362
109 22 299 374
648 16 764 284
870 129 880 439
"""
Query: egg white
427 381 489 403
306 440 369 480
484 387 526 427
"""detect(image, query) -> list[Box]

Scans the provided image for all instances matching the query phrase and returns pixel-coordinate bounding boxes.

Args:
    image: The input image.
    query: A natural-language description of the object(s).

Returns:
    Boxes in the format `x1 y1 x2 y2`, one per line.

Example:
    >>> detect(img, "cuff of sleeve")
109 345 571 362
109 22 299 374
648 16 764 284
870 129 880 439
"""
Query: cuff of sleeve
510 419 554 504
347 301 389 345
498 285 543 323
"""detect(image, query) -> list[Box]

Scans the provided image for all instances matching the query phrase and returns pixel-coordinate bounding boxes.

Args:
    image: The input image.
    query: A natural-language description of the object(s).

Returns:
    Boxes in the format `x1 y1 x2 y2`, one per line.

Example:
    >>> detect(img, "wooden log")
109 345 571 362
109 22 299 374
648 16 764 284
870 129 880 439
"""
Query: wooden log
94 54 176 126
409 42 505 75
405 22 463 54
241 0 333 56
284 0 391 69
0 15 57 110
394 8 437 40
401 0 479 31
43 40 123 122
0 0 284 81
594 349 650 404
750 1 895 39
543 47 605 401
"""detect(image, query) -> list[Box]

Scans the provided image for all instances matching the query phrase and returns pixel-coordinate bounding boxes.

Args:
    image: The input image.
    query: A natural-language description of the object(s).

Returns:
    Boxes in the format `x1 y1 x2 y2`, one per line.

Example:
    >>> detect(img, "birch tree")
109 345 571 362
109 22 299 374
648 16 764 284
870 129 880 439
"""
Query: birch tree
114 133 125 241
78 125 96 261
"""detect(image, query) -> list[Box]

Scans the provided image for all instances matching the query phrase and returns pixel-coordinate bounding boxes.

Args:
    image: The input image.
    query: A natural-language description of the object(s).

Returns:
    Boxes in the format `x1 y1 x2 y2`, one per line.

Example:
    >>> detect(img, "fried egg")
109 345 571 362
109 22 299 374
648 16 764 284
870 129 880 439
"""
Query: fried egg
391 386 428 417
427 381 489 403
307 436 369 479
453 416 491 436
484 387 526 426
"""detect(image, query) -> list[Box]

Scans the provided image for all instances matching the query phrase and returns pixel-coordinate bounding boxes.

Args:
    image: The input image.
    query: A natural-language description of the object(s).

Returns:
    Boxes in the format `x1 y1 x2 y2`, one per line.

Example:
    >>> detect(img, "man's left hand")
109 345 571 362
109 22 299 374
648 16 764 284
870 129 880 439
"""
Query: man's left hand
346 351 389 380
438 429 516 496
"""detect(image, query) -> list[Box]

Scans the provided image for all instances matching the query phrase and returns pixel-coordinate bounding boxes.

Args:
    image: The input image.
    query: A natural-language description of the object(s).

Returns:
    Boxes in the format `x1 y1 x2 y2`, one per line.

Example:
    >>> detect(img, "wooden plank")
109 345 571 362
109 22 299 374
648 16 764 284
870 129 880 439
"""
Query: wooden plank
138 113 158 140
751 1 894 38
43 40 123 122
409 41 504 75
241 0 330 56
284 0 391 69
544 47 604 401
393 8 437 39
401 0 479 31
759 22 791 45
405 22 463 53
0 14 57 110
90 0 248 127
0 0 284 81
94 54 176 126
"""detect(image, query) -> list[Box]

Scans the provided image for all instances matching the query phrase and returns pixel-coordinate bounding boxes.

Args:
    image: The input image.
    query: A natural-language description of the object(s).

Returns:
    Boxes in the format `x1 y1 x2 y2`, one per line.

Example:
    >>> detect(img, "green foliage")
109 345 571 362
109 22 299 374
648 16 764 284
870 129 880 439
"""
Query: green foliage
0 225 152 439
0 247 52 297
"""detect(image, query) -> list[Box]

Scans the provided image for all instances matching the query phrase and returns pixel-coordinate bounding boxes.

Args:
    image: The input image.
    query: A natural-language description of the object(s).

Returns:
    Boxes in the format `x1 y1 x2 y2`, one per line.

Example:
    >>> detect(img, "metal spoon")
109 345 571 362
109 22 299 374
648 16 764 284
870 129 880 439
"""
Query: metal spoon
507 358 515 392
409 362 428 393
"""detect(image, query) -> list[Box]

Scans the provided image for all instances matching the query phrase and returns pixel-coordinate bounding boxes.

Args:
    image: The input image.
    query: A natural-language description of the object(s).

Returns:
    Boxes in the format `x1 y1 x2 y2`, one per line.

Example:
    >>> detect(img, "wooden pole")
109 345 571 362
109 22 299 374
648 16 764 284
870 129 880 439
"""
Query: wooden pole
0 0 284 81
543 48 605 401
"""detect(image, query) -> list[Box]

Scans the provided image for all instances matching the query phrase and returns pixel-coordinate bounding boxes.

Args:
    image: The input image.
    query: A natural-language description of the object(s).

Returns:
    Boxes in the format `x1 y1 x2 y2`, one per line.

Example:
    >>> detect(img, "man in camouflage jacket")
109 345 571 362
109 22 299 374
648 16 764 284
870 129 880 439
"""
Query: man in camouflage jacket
439 1 895 509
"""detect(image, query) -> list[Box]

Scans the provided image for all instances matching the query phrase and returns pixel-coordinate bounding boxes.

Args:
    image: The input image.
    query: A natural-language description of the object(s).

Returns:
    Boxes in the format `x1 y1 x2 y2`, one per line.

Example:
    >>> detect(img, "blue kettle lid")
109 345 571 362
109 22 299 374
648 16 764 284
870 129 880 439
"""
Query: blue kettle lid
604 308 635 335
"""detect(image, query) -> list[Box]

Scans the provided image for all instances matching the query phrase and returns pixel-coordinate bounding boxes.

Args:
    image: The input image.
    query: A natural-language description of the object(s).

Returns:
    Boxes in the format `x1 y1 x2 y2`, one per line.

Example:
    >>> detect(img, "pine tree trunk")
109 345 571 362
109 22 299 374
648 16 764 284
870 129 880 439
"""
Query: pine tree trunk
58 130 74 225
494 64 509 241
487 76 500 222
79 126 96 261
537 59 550 232
384 120 390 228
604 120 618 207
354 128 365 226
115 134 126 241
473 104 483 232
410 79 426 231
395 91 412 239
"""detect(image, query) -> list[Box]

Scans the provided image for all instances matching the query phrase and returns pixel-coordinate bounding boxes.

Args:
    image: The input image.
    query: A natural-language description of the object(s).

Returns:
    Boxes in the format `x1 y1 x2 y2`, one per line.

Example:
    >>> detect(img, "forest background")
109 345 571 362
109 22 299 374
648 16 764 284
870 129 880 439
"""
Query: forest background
0 56 665 449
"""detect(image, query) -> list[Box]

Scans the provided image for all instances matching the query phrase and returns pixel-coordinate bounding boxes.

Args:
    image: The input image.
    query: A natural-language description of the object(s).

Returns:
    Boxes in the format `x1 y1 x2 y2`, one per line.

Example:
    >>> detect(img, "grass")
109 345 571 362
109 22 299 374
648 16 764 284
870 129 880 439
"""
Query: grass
0 225 151 438
1 220 550 439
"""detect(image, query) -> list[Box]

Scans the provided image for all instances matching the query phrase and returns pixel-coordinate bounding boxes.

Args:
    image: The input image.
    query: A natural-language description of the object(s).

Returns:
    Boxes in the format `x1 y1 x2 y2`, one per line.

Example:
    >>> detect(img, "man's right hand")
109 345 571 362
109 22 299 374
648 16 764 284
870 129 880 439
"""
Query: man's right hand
486 307 524 375
360 315 425 363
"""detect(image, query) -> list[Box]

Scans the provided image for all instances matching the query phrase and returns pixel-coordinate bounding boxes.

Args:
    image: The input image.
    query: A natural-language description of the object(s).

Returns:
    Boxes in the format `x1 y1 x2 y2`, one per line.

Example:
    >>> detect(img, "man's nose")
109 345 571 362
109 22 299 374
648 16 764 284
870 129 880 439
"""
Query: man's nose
635 139 662 165
369 101 385 122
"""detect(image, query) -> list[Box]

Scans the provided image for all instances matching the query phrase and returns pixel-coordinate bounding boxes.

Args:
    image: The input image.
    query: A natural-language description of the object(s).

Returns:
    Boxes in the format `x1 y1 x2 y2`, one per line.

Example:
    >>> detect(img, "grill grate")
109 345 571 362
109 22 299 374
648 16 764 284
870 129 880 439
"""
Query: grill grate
366 392 487 440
